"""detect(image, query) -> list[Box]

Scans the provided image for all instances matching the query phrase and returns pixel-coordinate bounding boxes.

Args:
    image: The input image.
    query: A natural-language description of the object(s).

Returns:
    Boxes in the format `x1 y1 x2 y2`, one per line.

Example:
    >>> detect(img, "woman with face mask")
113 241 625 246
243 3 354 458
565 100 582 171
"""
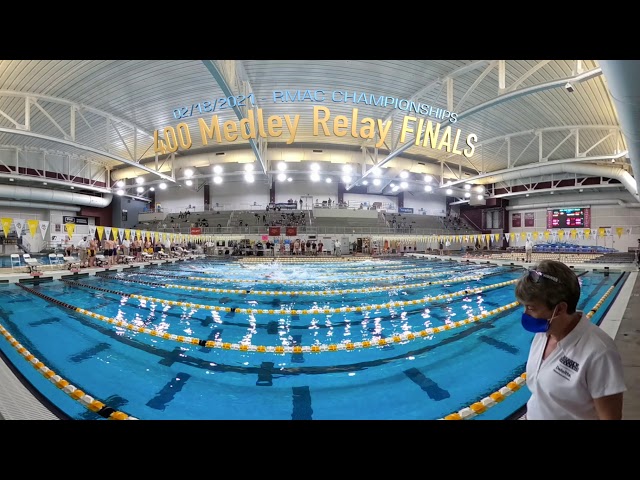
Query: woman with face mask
514 259 626 420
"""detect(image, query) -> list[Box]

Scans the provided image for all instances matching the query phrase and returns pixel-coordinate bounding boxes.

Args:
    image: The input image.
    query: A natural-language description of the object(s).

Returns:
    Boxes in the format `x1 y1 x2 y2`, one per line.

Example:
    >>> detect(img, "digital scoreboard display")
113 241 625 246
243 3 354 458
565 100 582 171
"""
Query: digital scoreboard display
547 207 590 229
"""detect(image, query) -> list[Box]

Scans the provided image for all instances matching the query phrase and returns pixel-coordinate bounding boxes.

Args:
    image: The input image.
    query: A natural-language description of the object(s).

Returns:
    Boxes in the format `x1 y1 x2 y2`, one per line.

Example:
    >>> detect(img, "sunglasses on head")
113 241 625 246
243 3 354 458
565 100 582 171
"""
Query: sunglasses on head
526 269 560 283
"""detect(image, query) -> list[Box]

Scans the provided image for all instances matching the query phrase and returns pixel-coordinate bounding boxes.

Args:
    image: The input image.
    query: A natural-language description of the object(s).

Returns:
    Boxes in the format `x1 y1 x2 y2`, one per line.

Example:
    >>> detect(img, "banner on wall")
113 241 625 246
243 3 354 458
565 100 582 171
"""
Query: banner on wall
524 212 534 227
512 213 521 227
286 227 297 236
63 216 88 225
190 227 202 235
269 226 281 236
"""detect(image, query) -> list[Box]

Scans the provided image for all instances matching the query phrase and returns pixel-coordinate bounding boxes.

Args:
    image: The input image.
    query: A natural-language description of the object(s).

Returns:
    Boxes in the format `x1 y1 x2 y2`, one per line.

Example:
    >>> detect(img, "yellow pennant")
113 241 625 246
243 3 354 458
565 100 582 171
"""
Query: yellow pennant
584 229 591 239
543 231 550 240
125 229 131 240
65 223 76 238
1 217 12 237
27 219 39 237
112 227 119 241
96 225 104 240
598 228 606 237
616 227 624 238
558 229 565 240
533 231 539 240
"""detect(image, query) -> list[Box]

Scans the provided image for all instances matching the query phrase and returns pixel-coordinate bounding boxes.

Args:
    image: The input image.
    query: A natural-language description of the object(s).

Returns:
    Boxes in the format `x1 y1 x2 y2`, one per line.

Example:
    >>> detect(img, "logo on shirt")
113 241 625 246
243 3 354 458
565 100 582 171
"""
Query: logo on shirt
559 355 580 372
553 355 580 381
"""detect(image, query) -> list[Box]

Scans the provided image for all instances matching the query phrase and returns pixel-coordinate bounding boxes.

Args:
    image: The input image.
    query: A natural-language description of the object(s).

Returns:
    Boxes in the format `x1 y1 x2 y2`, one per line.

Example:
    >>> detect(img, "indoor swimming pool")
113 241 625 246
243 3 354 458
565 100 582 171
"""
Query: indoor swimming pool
0 257 627 420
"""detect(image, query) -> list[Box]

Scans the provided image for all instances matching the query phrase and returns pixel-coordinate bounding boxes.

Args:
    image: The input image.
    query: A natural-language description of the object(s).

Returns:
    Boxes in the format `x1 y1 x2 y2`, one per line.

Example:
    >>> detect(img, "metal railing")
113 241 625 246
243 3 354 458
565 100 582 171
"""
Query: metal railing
153 225 478 236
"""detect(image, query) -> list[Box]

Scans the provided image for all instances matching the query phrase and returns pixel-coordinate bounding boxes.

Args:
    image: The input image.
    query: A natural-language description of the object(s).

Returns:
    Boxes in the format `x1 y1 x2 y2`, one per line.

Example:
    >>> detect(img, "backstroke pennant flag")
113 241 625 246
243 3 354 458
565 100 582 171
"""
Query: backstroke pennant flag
1 218 11 237
27 219 39 238
39 220 49 239
89 225 96 239
104 226 112 241
65 223 76 238
96 225 104 240
13 218 25 236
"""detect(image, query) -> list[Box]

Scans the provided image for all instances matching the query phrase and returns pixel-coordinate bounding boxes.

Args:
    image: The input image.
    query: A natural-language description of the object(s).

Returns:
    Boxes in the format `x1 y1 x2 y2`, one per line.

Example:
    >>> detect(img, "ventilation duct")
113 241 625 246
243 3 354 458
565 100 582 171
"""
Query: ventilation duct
476 163 638 201
506 199 622 211
598 60 640 194
0 184 112 208
0 200 82 211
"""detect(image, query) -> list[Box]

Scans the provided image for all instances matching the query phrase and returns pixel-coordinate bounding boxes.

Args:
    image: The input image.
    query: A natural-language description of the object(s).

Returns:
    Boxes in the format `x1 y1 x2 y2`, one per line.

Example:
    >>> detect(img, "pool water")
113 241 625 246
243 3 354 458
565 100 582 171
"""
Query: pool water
0 257 626 420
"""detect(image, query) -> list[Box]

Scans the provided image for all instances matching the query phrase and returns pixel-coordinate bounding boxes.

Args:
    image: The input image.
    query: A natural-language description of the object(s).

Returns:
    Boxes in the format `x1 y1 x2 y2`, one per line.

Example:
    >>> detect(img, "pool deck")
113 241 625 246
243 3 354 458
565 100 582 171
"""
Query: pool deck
0 254 638 420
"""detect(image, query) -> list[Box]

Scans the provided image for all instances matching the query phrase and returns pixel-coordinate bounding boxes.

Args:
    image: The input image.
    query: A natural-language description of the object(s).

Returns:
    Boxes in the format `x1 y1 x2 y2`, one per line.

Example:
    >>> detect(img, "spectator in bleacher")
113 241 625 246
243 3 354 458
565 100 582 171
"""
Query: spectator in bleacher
635 239 640 268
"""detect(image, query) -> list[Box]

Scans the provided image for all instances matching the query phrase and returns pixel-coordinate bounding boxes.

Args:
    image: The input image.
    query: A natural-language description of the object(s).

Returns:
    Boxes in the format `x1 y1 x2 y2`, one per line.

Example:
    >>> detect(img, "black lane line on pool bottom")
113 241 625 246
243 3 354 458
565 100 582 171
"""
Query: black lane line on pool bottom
404 368 451 401
291 386 313 420
146 372 191 411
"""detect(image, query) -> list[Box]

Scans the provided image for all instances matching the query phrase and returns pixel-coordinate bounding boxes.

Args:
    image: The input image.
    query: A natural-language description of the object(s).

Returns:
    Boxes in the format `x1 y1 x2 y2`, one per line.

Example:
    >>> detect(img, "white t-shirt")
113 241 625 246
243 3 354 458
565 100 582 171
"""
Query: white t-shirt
525 240 532 251
525 313 626 420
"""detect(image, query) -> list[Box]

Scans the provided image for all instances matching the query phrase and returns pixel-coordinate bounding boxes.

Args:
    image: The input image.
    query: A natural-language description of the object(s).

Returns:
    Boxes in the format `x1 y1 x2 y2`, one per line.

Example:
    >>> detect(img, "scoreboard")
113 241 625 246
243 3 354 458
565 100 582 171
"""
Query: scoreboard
547 207 590 229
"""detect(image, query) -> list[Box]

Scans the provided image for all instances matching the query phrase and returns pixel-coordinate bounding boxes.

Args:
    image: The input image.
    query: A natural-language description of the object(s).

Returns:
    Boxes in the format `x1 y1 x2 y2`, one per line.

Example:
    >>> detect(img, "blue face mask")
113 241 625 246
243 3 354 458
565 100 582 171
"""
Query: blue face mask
521 306 558 333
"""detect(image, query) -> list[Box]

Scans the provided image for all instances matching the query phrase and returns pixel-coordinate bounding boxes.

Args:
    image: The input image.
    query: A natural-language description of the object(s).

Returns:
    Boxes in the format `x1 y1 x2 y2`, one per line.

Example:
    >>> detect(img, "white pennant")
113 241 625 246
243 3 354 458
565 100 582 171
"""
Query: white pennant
13 218 25 236
39 220 50 240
